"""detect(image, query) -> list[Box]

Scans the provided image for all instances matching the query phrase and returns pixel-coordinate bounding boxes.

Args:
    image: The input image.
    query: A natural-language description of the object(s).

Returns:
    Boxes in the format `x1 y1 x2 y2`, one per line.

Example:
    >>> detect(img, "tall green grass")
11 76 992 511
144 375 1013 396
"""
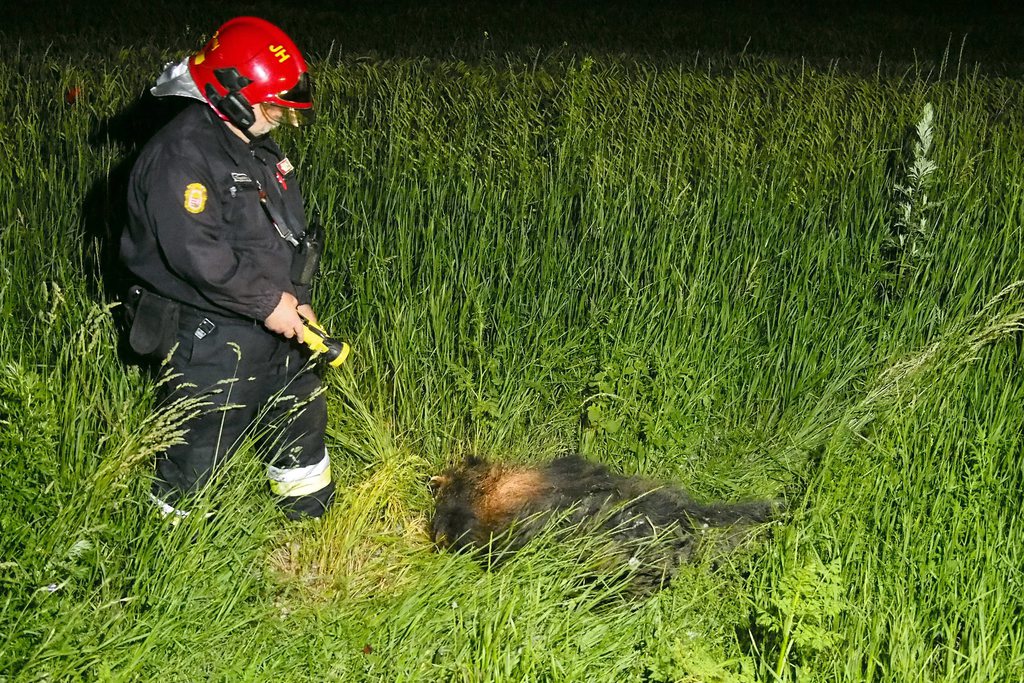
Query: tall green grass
2 41 1023 681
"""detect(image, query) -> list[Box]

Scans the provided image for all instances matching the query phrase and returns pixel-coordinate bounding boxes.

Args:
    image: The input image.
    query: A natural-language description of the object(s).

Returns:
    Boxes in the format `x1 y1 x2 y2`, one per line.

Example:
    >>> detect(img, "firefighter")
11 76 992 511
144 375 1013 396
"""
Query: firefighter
120 16 334 520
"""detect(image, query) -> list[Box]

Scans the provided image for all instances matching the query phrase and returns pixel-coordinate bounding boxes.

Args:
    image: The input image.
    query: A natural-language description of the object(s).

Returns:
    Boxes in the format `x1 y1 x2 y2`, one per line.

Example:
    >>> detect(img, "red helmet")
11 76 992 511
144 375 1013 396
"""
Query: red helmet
188 16 313 128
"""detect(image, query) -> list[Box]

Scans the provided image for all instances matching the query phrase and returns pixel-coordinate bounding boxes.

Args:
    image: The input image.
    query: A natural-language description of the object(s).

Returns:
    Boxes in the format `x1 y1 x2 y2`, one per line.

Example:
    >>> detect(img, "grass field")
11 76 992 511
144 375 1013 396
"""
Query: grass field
2 2 1024 680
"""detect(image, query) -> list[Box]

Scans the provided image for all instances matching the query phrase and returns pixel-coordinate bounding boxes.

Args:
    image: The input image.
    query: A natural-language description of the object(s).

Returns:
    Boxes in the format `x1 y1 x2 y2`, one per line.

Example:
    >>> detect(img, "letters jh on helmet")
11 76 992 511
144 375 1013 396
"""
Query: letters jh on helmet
188 16 314 132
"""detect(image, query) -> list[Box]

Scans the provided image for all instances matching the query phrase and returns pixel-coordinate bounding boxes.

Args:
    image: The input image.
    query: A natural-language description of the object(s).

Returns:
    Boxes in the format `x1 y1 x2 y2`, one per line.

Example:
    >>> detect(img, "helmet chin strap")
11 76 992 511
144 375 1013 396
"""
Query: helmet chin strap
204 68 261 140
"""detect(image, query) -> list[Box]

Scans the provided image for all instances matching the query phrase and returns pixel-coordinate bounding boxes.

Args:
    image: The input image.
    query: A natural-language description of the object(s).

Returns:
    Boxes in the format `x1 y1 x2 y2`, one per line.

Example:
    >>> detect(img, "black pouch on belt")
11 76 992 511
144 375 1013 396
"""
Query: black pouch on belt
260 189 323 287
290 221 323 287
126 285 181 360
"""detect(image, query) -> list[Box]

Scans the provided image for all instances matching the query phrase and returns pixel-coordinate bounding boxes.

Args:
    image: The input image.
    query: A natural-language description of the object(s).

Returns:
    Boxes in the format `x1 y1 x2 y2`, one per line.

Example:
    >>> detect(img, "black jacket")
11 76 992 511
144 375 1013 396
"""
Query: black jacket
121 102 310 321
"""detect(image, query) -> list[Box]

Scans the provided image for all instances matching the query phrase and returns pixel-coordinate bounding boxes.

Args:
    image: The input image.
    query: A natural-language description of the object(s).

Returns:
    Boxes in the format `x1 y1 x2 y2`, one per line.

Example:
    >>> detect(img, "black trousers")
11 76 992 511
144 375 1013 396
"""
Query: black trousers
152 306 334 519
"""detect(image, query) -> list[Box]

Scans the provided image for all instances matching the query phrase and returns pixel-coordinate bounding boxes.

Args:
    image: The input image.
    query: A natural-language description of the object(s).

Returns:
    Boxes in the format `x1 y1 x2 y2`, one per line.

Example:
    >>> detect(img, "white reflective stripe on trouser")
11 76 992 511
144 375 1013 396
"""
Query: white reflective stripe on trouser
267 449 332 497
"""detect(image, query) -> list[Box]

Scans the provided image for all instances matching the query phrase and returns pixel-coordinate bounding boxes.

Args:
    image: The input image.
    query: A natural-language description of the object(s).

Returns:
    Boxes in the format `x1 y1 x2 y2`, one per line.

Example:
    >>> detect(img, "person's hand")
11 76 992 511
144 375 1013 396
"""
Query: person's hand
296 304 318 327
264 292 305 341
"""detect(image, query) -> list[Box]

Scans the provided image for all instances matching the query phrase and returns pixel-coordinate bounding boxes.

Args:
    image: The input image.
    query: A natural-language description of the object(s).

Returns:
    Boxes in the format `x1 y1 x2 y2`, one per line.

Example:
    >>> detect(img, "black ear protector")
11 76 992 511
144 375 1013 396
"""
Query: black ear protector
204 67 256 133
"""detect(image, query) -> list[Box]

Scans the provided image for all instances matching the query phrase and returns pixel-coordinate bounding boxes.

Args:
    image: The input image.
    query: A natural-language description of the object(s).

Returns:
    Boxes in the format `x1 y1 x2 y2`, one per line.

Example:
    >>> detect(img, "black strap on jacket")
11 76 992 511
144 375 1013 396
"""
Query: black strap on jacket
249 145 304 248
258 185 301 246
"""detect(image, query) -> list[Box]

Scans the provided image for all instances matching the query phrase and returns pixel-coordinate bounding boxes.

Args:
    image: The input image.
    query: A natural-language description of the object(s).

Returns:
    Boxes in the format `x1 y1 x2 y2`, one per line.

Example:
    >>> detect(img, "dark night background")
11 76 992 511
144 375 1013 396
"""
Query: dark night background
7 1 1024 73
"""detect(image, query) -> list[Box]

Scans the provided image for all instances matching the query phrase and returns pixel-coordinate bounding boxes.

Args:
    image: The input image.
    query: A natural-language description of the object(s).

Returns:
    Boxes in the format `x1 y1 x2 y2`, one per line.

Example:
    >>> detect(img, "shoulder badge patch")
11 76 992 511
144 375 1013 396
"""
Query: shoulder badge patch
184 183 208 214
276 158 294 176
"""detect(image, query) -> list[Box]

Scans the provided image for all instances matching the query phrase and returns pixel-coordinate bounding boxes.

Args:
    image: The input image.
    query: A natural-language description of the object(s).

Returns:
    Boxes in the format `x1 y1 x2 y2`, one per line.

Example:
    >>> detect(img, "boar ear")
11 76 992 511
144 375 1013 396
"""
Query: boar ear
427 475 450 497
